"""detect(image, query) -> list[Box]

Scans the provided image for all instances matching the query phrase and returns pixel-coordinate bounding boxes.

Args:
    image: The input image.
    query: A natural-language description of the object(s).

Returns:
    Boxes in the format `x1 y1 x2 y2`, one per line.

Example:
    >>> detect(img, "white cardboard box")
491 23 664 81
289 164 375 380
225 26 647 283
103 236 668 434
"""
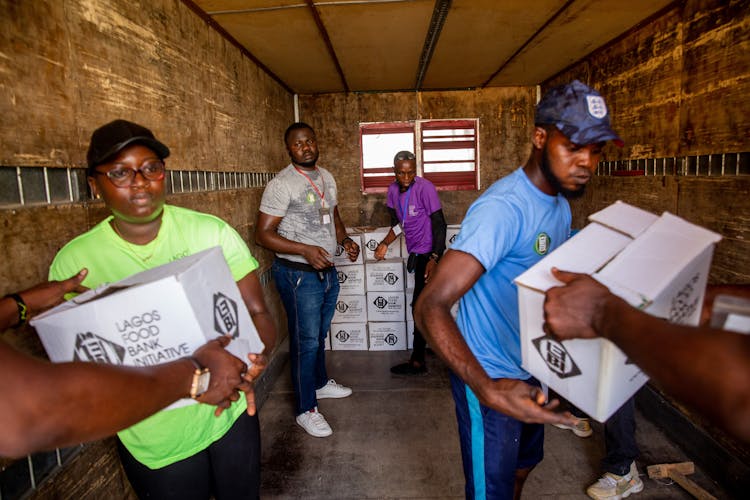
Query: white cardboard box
365 259 404 292
514 201 721 422
332 294 368 323
332 233 364 266
330 323 369 350
368 321 407 350
337 264 366 295
31 247 265 409
446 224 461 249
367 291 406 322
407 320 414 349
361 227 401 261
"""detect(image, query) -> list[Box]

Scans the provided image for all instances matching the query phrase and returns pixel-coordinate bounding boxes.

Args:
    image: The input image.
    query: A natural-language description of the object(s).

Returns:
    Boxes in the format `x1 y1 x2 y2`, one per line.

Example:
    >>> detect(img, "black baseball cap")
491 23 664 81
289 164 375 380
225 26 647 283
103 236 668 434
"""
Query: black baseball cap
535 80 623 147
86 119 170 172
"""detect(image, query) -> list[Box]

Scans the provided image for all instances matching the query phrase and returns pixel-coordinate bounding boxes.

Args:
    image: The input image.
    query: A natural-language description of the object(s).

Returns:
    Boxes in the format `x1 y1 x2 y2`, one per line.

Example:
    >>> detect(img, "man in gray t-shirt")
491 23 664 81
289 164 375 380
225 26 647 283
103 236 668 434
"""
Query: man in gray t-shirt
256 122 359 438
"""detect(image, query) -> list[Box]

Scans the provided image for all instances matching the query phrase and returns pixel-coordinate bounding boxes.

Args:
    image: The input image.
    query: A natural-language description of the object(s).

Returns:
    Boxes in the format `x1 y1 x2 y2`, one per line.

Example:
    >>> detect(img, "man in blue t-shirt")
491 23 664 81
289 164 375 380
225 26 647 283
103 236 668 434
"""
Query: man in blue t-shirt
416 81 624 499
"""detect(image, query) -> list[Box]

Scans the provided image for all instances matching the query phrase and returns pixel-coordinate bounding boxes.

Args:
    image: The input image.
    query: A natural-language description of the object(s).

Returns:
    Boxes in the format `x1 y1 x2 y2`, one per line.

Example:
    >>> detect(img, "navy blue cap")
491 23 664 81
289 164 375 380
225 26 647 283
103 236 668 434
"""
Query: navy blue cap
535 80 623 147
86 119 170 172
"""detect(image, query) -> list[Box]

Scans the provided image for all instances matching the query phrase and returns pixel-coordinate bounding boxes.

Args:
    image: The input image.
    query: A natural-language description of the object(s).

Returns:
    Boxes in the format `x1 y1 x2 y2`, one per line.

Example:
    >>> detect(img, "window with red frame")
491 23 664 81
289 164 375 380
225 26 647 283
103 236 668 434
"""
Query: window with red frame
360 119 478 193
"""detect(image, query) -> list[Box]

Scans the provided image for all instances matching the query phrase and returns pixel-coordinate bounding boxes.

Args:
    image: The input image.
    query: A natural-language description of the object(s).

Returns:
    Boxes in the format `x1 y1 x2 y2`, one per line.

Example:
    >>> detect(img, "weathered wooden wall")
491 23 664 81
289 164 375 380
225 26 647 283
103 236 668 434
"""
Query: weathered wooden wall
0 0 292 497
547 0 750 284
298 87 536 227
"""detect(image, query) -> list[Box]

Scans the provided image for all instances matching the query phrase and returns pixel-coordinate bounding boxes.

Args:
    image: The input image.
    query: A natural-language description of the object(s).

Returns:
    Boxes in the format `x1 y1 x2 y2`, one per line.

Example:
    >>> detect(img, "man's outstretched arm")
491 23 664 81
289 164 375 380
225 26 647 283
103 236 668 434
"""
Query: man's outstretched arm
543 268 750 443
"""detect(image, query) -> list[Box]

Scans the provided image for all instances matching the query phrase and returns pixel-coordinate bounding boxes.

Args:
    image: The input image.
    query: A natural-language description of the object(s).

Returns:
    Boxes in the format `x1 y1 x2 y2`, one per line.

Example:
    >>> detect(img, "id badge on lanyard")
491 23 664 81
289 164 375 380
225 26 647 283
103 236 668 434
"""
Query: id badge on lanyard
319 198 331 225
295 166 331 225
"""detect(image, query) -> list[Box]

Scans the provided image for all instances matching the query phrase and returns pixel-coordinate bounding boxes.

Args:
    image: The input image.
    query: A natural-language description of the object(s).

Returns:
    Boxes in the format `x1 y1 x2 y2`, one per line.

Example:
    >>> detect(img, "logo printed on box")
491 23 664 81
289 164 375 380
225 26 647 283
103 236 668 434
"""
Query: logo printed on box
449 233 458 245
336 301 349 313
214 292 239 338
384 333 398 345
365 238 379 251
532 336 581 379
383 272 399 286
335 329 350 342
373 296 388 309
337 270 348 284
74 332 126 363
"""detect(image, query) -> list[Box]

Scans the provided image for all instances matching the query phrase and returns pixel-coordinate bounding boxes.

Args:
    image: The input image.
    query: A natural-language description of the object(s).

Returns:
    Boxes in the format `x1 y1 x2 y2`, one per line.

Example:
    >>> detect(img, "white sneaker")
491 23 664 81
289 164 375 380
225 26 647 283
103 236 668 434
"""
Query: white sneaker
315 379 352 399
295 407 332 437
554 417 593 437
587 461 644 499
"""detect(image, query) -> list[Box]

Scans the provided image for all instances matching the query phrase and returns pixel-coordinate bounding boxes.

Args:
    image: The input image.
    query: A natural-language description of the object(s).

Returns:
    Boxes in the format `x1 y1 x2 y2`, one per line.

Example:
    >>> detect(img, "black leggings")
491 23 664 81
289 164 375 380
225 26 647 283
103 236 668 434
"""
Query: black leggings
117 412 261 500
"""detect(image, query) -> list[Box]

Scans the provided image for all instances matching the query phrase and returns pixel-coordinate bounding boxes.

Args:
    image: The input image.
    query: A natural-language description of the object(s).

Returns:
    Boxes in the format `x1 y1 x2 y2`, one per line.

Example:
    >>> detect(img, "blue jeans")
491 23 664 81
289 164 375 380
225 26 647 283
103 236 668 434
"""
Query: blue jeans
273 260 339 415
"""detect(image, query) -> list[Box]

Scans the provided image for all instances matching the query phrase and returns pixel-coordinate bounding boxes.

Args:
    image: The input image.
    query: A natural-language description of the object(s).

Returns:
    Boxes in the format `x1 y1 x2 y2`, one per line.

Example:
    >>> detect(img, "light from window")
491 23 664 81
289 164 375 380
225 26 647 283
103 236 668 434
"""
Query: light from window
360 123 415 193
360 119 479 193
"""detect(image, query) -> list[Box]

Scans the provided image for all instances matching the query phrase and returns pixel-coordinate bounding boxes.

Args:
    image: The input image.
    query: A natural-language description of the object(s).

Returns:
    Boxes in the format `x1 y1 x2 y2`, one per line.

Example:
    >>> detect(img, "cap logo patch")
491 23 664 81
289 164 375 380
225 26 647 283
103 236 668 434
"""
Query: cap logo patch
586 95 607 119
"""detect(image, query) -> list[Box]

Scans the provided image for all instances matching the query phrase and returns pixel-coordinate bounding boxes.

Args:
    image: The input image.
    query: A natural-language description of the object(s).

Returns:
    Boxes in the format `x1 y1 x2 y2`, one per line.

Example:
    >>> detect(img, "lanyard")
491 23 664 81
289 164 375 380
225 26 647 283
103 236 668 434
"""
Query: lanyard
294 166 326 203
398 185 413 223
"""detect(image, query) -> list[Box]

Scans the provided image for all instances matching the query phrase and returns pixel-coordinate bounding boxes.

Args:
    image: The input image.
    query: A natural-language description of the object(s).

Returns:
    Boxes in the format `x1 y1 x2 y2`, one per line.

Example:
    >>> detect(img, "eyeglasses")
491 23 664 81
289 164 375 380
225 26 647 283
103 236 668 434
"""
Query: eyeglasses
93 161 166 187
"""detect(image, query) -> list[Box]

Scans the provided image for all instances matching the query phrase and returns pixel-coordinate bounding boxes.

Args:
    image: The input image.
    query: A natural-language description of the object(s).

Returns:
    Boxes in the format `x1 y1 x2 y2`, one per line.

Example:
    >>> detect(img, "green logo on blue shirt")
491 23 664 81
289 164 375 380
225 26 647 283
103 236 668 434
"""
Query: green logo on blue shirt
535 232 551 255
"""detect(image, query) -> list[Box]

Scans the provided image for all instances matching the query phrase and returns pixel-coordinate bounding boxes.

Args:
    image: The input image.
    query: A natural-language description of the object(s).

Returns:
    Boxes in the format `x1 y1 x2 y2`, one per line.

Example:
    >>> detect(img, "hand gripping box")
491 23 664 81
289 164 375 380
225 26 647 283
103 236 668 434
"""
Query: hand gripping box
361 227 401 261
31 246 265 409
331 233 364 266
514 201 721 422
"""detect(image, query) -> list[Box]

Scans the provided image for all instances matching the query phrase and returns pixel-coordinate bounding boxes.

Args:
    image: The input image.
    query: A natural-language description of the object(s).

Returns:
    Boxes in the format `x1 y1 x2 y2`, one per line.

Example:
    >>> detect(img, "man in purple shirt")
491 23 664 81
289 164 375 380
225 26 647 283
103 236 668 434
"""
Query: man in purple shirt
374 150 446 375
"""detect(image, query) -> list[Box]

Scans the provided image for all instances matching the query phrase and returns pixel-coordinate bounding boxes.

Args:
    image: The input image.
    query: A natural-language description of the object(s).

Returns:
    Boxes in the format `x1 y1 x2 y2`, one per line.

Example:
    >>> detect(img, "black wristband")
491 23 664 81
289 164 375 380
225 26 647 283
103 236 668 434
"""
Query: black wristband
5 293 28 328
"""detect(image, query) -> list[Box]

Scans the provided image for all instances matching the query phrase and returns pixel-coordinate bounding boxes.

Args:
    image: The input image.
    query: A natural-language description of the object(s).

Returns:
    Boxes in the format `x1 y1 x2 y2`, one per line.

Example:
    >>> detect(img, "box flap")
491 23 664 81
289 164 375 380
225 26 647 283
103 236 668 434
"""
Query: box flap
596 213 721 300
514 223 631 292
588 201 659 238
117 247 221 287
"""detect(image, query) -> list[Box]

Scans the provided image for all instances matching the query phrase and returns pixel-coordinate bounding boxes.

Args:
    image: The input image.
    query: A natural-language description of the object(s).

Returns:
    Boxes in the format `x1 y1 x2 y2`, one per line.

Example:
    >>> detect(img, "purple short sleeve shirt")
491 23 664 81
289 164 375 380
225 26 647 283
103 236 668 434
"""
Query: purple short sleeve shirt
386 176 442 254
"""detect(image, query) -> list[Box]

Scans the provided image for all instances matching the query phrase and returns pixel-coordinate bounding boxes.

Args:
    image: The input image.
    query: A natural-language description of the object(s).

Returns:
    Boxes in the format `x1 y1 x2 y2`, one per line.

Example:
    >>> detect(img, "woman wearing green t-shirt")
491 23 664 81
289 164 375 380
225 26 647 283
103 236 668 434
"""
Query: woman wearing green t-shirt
49 120 276 500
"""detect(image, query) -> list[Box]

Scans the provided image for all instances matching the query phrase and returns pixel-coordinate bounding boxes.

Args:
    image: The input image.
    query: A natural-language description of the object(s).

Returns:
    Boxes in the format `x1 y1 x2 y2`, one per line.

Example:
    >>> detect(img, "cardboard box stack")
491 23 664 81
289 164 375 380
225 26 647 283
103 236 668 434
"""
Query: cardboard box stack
514 201 721 422
331 223 462 351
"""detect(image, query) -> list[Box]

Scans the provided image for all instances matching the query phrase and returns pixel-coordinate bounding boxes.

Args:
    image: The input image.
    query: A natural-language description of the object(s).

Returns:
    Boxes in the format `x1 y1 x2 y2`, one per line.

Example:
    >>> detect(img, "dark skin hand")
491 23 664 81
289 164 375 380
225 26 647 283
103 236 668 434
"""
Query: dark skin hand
415 249 575 425
543 268 750 443
0 269 89 330
235 270 277 416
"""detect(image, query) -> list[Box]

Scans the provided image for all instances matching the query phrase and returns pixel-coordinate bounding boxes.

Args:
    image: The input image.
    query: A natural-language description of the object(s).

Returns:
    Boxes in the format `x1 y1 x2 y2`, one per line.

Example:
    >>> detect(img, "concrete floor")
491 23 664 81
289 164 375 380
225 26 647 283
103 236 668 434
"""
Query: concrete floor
258 350 732 499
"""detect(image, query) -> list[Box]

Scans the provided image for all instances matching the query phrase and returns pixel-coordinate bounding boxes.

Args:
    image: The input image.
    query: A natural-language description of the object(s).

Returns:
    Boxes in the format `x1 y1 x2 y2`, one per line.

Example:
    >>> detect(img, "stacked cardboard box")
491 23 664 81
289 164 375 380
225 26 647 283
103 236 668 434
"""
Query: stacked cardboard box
330 224 462 351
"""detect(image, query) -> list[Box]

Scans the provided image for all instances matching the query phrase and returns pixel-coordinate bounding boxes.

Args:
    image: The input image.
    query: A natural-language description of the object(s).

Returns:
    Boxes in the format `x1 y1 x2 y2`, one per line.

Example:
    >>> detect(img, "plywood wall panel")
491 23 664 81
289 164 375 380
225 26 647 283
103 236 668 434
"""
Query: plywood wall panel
680 1 750 155
676 176 750 283
547 1 749 158
0 0 292 170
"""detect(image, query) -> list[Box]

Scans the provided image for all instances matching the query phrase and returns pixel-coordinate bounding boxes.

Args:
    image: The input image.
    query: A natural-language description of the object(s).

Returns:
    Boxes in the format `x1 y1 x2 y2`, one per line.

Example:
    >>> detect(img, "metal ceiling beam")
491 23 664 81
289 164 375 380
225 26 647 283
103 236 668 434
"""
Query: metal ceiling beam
481 0 575 88
181 0 293 94
415 0 451 90
305 0 350 93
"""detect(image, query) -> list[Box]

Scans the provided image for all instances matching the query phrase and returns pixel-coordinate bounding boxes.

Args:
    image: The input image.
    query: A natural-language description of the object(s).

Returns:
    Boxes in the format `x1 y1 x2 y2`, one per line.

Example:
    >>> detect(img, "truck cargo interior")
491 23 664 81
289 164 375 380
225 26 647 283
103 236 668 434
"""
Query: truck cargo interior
1 0 747 498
